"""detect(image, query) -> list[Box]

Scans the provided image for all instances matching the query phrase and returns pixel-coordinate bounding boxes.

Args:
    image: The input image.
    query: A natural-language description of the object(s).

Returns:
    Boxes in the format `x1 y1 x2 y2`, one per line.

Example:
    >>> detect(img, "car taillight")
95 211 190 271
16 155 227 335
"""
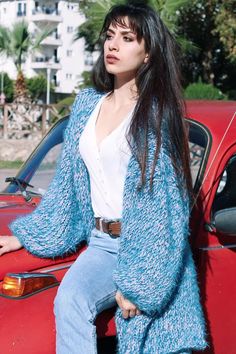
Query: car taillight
1 272 59 298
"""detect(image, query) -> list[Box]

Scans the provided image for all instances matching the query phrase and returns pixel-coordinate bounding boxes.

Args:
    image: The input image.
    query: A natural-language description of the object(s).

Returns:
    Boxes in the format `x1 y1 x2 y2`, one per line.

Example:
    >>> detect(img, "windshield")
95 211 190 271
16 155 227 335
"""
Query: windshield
3 117 68 195
3 118 210 195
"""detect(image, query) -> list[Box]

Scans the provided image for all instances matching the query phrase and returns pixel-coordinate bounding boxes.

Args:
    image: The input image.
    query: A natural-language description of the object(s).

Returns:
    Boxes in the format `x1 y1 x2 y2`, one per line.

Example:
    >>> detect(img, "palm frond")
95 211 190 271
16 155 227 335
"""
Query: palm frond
32 26 55 50
0 25 11 57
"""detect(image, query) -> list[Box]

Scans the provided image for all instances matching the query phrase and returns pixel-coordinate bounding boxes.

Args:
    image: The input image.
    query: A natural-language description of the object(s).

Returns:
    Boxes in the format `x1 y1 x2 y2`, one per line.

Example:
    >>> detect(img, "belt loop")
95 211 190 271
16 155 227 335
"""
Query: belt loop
99 217 104 233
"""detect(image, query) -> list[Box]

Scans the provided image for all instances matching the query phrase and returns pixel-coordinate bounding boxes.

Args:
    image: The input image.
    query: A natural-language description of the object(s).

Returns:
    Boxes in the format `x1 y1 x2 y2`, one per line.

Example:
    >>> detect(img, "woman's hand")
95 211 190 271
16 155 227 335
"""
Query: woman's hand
0 236 22 256
115 290 142 319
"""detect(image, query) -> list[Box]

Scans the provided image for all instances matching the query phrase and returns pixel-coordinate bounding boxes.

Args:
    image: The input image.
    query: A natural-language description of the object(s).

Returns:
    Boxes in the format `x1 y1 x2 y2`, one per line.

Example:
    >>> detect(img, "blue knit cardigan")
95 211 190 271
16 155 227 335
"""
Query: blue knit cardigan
10 88 207 354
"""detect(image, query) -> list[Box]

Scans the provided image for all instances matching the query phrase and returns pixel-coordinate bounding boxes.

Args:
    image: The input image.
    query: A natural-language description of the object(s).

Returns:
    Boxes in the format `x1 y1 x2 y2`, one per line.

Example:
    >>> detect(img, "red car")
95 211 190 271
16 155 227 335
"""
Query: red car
0 100 236 354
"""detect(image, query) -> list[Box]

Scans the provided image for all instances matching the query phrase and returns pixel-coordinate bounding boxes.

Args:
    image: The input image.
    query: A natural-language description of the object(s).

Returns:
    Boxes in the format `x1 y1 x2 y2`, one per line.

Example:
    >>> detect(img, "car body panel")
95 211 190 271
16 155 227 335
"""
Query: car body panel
0 100 236 353
0 262 116 353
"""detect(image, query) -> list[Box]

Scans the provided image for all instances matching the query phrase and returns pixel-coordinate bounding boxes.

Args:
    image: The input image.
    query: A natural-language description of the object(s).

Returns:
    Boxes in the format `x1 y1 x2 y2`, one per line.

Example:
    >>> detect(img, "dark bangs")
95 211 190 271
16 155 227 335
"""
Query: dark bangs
92 4 152 92
100 5 149 46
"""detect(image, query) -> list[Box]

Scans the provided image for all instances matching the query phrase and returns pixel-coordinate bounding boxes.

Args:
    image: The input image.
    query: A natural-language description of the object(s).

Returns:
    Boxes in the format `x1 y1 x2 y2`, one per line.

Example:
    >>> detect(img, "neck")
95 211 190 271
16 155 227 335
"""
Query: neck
110 75 138 107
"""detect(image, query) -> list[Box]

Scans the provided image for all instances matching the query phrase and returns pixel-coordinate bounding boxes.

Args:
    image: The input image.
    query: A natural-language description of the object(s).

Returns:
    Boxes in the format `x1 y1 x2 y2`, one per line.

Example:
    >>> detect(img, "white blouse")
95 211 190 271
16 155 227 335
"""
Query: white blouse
79 95 133 219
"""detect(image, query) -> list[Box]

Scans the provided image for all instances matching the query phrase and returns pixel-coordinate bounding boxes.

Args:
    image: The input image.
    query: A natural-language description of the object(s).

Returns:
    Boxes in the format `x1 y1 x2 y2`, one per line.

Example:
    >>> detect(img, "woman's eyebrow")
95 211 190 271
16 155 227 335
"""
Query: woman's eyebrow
107 28 135 35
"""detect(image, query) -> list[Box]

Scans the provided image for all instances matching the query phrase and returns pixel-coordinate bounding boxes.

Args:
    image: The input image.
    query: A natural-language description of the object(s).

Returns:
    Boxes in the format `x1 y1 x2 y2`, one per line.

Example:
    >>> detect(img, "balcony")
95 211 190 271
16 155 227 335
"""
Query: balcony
41 34 62 47
31 57 61 70
31 8 62 23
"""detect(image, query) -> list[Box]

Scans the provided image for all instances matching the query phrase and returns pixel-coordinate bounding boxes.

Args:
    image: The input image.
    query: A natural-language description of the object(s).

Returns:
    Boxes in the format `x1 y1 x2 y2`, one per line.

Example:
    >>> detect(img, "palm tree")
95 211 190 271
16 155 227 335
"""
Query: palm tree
149 0 194 51
75 0 123 52
75 0 193 52
0 21 52 100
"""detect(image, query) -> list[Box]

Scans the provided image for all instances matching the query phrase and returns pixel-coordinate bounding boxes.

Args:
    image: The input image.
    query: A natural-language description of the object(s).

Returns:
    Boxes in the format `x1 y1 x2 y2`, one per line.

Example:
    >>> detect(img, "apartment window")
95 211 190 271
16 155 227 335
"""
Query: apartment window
67 4 74 10
66 73 72 80
67 26 73 33
17 2 26 17
66 50 73 57
53 74 57 86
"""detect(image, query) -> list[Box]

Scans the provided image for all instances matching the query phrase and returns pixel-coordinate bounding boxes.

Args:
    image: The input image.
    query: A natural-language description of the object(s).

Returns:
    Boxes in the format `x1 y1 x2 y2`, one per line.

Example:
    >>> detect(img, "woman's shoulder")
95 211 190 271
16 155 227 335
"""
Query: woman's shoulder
65 88 105 134
73 87 105 109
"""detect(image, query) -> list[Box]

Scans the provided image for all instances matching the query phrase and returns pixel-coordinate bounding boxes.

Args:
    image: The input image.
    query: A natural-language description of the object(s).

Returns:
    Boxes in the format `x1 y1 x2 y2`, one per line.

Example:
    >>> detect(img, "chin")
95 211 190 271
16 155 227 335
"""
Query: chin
105 68 118 76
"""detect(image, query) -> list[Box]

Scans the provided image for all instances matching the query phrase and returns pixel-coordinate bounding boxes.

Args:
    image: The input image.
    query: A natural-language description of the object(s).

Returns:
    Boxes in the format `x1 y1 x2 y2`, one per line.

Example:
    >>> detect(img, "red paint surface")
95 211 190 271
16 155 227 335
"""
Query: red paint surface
0 100 236 353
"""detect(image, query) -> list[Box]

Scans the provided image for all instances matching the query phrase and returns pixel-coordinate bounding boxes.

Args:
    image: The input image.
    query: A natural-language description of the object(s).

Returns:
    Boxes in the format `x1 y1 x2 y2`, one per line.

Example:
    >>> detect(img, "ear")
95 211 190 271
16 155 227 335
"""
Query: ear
144 53 149 63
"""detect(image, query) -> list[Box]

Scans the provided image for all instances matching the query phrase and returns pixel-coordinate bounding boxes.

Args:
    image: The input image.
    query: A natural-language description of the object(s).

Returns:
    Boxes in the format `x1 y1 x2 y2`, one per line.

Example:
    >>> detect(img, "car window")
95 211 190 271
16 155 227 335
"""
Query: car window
188 120 210 190
26 143 62 195
28 120 209 194
212 155 236 214
5 117 210 195
4 117 68 194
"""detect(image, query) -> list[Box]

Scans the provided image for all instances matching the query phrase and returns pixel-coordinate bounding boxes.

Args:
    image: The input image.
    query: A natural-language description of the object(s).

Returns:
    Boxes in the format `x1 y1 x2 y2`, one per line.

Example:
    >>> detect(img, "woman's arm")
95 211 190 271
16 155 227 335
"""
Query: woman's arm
8 91 89 258
113 147 190 317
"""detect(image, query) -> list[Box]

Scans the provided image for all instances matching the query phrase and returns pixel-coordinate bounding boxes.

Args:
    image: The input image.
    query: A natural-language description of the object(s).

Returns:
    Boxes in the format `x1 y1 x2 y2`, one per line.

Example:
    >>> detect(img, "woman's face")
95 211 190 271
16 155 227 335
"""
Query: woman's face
104 17 148 80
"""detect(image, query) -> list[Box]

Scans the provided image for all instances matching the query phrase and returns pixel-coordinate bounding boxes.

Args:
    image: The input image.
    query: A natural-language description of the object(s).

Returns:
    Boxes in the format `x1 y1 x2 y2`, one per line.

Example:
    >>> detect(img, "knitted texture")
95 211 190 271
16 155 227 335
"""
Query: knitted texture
10 88 207 353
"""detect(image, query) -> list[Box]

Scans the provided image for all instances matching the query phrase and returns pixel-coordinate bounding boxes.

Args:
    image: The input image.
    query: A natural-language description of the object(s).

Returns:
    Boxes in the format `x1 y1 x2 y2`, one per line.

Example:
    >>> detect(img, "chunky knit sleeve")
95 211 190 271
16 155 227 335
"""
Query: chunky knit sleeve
113 147 190 317
9 93 87 258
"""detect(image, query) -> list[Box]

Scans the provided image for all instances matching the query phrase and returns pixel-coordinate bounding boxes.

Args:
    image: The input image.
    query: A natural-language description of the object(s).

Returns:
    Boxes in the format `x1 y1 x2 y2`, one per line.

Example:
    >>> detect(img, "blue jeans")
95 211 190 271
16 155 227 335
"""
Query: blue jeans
54 228 119 354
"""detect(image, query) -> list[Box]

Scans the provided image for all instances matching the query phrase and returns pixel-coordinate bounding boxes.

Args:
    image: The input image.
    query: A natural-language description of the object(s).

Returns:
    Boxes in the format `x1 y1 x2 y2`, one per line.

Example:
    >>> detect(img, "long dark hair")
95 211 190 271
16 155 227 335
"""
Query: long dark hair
92 3 192 195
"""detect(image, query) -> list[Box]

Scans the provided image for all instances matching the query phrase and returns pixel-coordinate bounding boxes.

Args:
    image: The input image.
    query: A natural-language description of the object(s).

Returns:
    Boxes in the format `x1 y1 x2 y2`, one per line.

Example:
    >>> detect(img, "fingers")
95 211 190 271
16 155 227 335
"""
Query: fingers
0 237 9 256
115 291 123 308
0 236 22 256
128 309 136 318
136 308 142 316
115 291 142 319
122 309 130 319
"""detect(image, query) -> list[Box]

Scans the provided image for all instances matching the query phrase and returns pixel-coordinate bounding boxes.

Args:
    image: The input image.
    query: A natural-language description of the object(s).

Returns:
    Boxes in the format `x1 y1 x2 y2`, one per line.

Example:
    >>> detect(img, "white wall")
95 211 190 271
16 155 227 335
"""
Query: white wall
0 0 91 95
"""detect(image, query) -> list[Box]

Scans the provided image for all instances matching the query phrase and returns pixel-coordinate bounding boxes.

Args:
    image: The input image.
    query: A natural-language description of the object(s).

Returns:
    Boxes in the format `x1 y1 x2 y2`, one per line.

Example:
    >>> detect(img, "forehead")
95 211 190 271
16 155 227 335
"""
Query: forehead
107 16 137 33
107 23 135 34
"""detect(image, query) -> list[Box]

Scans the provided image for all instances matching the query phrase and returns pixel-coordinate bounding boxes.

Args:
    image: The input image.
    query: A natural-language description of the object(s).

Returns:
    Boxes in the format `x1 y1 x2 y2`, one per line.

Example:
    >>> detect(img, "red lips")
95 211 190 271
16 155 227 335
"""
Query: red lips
106 54 119 63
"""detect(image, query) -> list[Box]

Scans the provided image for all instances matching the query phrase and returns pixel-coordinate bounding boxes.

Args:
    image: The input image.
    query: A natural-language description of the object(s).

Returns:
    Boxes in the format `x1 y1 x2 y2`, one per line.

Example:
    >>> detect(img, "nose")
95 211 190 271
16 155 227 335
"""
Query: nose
108 37 119 51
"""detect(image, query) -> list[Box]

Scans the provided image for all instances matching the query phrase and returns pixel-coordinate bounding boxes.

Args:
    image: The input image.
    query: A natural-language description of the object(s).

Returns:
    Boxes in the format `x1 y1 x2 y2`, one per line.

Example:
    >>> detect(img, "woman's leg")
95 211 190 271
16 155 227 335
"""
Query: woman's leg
54 229 119 354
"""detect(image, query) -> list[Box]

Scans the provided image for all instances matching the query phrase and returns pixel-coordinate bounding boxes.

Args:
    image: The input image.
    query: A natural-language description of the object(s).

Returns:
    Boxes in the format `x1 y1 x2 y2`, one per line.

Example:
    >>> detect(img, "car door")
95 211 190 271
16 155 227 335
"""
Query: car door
198 145 236 354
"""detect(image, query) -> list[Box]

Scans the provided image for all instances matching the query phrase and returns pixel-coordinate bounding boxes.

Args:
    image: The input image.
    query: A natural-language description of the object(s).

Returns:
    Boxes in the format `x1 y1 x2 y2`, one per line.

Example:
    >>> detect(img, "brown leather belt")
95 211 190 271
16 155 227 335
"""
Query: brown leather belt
95 217 121 237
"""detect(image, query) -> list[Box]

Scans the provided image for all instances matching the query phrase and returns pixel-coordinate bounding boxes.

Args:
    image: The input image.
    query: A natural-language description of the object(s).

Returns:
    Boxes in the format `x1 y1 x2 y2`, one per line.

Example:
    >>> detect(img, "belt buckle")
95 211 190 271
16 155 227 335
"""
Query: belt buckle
106 220 114 237
106 220 119 237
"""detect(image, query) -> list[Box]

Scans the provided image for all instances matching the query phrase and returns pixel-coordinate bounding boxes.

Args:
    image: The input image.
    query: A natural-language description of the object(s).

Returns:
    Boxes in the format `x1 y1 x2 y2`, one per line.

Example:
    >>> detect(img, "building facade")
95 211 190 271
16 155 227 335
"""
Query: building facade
0 0 94 95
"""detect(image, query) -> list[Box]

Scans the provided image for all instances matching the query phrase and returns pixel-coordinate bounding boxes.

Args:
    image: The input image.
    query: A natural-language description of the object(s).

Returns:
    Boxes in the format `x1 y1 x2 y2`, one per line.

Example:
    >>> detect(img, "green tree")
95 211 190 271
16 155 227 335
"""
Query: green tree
178 0 236 97
0 72 14 102
214 1 236 63
77 71 93 89
75 0 123 52
0 21 52 99
75 0 192 52
26 74 54 102
184 79 228 100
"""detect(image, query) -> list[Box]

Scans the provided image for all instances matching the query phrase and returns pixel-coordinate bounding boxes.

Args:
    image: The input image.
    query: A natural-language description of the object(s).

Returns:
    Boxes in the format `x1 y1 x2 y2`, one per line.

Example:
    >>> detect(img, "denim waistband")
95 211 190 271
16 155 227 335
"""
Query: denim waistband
88 227 120 254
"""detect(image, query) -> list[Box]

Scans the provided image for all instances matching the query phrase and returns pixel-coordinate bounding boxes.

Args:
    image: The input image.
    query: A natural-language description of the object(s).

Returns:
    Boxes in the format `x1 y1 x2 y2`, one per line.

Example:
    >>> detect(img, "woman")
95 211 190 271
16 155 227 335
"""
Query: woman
0 3 207 354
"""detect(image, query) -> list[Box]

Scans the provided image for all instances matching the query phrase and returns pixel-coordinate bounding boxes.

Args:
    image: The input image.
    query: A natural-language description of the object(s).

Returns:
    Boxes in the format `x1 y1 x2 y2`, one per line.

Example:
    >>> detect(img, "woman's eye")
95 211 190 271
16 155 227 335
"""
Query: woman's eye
105 34 112 40
123 36 133 42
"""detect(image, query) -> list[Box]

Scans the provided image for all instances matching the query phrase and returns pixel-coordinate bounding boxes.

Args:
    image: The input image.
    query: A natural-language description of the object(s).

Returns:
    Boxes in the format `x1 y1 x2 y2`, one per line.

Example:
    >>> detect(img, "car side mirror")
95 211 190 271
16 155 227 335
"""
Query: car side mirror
212 207 236 236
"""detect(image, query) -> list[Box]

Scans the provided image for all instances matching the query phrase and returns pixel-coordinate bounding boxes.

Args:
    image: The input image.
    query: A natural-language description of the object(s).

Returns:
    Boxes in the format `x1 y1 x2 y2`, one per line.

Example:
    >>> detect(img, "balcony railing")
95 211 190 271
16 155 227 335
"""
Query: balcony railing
41 34 62 46
31 8 62 23
33 57 60 63
32 8 60 15
31 57 61 70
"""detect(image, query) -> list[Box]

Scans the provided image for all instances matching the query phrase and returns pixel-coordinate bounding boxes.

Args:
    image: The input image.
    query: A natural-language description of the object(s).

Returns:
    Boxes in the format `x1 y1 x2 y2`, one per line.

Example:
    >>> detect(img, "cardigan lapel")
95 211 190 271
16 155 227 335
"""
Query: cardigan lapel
73 91 105 238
